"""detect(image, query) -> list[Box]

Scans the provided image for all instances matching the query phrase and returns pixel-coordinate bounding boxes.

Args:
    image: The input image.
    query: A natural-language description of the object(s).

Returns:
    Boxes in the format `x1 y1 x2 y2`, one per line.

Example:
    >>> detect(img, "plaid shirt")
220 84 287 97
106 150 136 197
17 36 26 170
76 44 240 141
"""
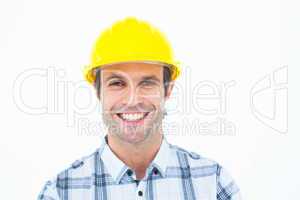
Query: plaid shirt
38 135 241 200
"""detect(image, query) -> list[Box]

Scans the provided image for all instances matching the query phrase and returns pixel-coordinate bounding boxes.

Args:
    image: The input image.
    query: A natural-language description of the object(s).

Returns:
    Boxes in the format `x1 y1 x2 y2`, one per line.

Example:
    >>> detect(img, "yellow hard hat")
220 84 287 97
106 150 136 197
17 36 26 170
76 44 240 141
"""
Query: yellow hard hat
84 17 181 84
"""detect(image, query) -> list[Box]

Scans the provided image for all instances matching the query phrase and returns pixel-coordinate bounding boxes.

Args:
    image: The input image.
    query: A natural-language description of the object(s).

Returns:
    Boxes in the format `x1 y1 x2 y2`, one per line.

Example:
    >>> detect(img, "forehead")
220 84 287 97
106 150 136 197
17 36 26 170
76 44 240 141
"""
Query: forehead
100 62 163 80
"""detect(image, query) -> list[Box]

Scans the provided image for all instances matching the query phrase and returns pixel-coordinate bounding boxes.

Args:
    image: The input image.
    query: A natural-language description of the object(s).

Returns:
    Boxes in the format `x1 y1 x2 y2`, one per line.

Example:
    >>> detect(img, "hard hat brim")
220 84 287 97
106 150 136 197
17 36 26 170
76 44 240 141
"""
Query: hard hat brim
84 60 180 84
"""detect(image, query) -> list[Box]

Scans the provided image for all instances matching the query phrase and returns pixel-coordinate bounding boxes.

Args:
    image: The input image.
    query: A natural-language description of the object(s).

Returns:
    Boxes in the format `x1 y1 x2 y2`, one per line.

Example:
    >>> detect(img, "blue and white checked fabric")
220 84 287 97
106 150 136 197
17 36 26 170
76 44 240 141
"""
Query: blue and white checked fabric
38 135 241 200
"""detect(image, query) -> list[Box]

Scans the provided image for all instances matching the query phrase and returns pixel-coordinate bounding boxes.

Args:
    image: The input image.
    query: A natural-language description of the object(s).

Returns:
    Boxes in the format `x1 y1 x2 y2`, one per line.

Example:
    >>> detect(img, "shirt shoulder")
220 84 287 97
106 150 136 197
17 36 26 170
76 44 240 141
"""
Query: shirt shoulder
169 143 218 168
59 148 99 178
168 143 242 199
38 149 100 200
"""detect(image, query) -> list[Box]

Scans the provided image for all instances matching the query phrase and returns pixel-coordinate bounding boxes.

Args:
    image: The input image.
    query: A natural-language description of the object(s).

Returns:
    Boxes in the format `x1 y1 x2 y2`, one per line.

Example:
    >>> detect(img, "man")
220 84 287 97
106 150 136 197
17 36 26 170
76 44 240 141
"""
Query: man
38 17 241 200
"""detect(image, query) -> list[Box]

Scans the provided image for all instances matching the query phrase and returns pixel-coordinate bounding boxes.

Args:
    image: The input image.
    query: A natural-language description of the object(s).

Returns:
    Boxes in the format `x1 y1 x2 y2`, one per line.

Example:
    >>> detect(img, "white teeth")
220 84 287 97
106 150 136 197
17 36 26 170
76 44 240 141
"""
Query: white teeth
119 113 146 121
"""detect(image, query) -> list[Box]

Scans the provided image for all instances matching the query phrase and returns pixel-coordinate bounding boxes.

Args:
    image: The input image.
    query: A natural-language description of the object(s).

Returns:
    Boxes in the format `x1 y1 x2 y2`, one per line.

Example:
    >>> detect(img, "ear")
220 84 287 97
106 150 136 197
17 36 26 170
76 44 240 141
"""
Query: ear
94 85 101 101
165 81 175 100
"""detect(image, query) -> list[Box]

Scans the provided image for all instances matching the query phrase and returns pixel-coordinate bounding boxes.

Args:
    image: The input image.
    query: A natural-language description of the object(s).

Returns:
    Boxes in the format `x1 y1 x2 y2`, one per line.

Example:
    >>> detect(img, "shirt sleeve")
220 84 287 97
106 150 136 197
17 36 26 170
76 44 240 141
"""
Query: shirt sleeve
216 164 242 200
37 178 60 200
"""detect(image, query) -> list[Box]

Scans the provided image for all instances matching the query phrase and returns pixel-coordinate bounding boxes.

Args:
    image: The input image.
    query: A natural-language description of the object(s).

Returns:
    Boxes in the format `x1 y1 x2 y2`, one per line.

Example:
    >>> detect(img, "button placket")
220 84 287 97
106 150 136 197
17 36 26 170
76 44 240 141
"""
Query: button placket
138 190 143 196
135 179 145 199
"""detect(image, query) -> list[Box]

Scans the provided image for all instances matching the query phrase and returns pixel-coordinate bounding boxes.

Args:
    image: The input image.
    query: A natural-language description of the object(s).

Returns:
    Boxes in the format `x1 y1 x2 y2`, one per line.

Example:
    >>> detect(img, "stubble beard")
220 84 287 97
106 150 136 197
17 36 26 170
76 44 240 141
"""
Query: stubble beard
102 107 165 145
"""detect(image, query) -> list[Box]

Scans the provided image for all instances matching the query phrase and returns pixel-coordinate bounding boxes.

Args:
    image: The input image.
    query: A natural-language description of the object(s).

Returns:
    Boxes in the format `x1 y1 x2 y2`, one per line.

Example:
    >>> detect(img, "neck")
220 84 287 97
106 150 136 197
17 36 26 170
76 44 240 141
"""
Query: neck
106 131 163 179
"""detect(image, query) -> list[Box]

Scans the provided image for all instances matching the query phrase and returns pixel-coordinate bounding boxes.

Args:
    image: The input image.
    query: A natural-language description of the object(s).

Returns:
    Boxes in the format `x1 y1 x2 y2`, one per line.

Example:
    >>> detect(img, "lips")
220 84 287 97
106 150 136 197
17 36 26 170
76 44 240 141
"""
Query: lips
114 111 153 126
116 112 150 122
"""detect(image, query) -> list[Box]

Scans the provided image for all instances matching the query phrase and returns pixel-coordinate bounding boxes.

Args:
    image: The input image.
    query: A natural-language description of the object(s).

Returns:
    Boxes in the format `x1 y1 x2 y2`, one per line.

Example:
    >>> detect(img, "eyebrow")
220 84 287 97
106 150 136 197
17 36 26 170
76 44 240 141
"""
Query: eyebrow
140 75 161 83
104 73 125 82
104 73 161 83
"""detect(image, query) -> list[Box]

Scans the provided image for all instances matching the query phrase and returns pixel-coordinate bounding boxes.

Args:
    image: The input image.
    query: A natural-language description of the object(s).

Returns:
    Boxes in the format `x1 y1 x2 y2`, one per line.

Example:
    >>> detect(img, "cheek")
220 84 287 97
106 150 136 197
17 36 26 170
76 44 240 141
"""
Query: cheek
146 88 165 103
143 95 165 110
101 91 121 110
140 86 164 99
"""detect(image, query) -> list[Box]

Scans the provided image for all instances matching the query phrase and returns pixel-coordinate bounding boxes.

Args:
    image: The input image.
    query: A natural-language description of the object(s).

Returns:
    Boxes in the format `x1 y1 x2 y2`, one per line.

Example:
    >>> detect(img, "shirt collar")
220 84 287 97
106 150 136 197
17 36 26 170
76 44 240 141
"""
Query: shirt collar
149 134 170 177
99 134 171 183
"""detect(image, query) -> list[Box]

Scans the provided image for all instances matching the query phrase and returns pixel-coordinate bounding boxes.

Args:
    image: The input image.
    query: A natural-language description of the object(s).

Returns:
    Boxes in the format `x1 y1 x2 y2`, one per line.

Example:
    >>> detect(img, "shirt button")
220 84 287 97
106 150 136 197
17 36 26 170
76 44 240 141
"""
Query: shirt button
153 168 159 175
138 191 143 196
134 179 140 186
127 169 133 176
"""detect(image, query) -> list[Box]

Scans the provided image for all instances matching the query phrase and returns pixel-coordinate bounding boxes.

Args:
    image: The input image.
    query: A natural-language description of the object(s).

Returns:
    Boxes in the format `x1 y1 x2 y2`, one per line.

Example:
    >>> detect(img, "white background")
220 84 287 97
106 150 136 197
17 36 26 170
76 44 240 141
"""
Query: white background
0 0 299 199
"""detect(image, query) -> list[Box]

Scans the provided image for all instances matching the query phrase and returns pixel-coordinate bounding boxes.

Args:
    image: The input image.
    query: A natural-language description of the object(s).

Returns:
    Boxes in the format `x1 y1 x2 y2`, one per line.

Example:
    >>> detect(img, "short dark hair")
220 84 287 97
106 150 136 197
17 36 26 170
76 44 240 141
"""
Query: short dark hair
94 66 172 99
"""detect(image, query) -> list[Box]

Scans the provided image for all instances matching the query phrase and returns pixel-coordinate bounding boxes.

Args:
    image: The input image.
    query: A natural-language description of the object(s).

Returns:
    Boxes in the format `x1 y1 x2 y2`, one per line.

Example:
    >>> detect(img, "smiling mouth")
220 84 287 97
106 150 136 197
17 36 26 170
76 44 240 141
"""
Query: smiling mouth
116 112 150 122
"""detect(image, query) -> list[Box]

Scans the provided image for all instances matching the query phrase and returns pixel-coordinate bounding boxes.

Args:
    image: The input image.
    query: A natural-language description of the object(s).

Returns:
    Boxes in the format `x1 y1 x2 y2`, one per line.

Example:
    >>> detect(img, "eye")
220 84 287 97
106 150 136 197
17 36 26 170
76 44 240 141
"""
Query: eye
108 80 125 87
140 80 156 87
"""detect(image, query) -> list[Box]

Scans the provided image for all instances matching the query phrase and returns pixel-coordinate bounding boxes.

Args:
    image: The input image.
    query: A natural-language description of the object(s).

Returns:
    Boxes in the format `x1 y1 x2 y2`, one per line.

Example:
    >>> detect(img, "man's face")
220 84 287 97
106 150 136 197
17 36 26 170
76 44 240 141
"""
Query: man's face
99 62 170 144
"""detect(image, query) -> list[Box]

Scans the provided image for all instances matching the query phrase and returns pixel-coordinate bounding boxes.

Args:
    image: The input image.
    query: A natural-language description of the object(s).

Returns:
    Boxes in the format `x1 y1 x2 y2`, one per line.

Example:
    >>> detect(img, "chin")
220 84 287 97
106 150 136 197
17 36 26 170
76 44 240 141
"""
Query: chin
119 130 150 144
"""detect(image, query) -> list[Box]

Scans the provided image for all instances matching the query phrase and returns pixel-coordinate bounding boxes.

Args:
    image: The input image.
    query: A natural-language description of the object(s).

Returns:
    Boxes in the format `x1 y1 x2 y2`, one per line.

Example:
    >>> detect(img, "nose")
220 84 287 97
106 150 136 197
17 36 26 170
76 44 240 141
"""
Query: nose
121 82 143 108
